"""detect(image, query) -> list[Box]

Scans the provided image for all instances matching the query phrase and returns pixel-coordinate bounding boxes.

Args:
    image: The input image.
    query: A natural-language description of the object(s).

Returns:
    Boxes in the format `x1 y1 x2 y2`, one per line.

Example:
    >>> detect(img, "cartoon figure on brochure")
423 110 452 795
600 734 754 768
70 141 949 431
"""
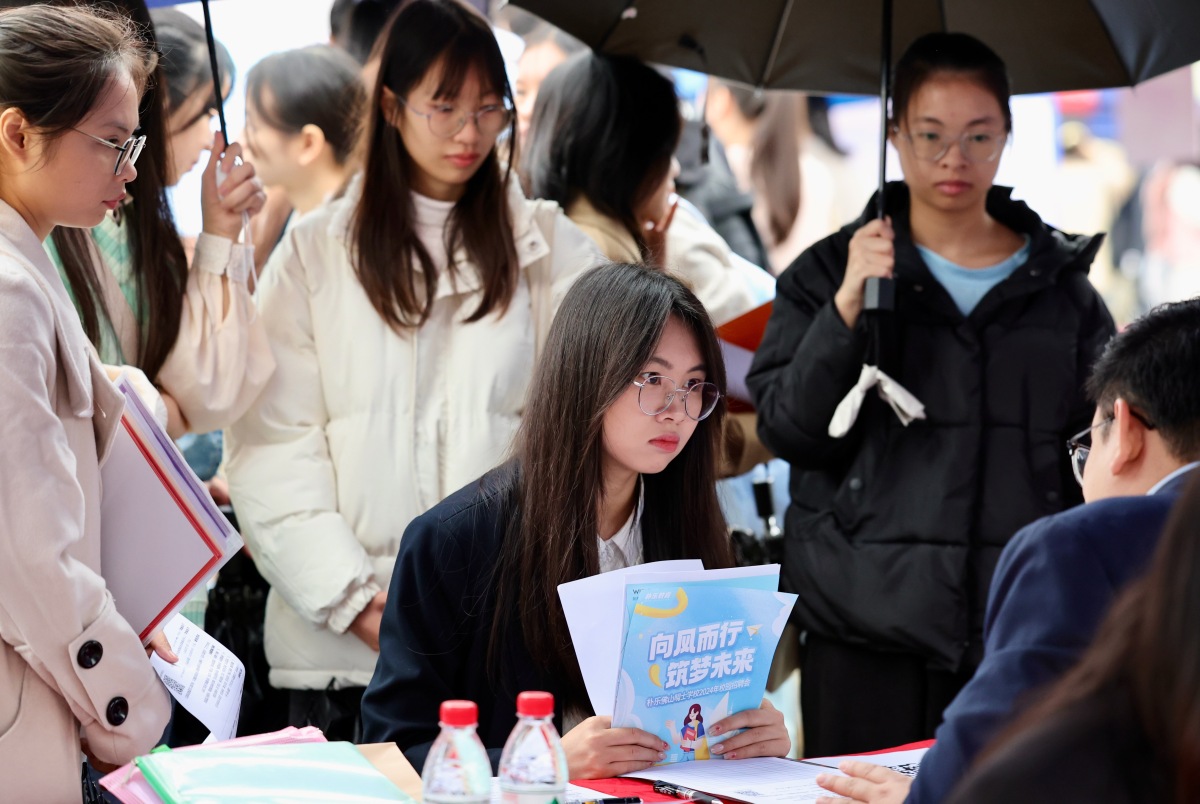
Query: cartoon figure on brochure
665 704 710 760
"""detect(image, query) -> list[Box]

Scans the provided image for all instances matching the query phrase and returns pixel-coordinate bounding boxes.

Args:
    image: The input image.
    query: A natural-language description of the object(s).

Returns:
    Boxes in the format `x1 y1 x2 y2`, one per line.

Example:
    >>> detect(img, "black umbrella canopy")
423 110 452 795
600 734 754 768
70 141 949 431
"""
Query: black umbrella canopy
510 0 1200 95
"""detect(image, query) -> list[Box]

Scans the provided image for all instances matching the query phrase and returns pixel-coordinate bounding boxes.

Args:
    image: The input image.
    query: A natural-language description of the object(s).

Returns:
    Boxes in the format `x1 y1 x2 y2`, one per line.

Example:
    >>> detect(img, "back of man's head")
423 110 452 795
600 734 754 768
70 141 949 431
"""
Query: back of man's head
1086 297 1200 462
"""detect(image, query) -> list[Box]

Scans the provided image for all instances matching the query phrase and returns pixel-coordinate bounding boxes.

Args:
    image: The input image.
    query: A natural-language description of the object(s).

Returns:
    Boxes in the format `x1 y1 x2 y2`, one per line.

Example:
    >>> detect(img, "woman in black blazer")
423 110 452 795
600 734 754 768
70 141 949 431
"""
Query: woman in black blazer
360 262 791 778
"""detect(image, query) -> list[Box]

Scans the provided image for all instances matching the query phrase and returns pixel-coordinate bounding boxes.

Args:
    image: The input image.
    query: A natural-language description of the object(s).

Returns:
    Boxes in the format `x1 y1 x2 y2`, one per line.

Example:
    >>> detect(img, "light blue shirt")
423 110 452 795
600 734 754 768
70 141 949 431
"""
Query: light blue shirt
1147 462 1200 495
918 236 1032 316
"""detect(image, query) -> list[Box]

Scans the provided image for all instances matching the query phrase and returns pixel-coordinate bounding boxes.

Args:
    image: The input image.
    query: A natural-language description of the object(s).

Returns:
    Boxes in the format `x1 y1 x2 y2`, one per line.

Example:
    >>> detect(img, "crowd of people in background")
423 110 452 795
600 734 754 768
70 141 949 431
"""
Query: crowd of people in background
1 0 1198 802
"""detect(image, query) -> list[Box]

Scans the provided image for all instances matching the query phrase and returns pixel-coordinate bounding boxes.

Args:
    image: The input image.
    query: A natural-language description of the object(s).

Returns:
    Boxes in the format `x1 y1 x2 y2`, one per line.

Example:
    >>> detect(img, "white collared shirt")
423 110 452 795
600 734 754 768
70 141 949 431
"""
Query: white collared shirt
597 479 645 574
1147 462 1200 495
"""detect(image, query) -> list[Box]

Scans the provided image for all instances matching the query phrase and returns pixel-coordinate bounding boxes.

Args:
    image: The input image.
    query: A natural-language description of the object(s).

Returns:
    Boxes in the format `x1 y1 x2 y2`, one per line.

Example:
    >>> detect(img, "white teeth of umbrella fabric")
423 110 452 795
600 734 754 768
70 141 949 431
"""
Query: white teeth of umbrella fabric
829 364 926 438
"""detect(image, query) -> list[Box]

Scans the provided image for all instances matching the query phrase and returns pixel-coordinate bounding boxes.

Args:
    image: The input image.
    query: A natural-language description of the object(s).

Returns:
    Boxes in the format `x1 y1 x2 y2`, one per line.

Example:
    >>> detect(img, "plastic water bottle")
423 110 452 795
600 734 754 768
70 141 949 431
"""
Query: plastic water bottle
498 691 569 804
422 700 492 804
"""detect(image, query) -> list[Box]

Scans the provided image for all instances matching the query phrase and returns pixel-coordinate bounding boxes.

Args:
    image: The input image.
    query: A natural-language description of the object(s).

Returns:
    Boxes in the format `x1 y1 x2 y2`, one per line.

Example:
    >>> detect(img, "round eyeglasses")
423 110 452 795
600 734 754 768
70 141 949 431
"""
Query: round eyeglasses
399 96 513 139
632 374 721 421
73 129 146 176
894 127 1007 164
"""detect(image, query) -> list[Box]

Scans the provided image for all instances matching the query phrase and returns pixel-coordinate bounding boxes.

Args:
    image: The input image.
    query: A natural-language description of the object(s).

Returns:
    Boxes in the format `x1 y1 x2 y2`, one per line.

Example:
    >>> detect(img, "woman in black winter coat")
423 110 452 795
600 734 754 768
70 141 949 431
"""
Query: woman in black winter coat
746 32 1115 757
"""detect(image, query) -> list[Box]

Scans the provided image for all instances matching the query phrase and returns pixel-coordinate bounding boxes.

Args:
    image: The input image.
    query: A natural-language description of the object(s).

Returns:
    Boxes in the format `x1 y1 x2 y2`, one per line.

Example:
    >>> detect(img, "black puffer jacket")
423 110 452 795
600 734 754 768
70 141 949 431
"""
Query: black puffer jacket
747 183 1115 672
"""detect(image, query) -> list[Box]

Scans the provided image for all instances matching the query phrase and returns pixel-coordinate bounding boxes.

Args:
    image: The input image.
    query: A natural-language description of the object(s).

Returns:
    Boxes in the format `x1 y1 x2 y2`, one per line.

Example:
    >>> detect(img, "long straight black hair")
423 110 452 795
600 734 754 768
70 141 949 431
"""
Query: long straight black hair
489 262 734 713
43 0 191 381
523 53 681 263
983 471 1200 802
351 0 519 331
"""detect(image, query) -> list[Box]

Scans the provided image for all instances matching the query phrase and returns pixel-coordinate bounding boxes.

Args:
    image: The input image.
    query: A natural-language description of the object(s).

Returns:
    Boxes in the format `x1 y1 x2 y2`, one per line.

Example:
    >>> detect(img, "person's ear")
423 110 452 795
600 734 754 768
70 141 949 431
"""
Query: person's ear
295 124 328 168
0 107 34 169
379 87 400 127
1107 398 1147 476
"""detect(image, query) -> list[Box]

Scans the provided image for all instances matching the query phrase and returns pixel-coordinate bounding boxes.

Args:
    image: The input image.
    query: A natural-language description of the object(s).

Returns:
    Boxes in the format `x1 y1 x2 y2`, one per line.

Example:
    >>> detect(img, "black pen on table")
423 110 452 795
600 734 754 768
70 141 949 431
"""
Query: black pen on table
653 780 725 804
579 798 643 804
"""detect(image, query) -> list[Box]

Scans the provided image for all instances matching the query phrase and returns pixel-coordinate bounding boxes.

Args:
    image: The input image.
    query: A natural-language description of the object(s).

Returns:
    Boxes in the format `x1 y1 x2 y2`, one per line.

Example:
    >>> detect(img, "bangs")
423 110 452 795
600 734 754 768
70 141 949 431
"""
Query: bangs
430 27 509 101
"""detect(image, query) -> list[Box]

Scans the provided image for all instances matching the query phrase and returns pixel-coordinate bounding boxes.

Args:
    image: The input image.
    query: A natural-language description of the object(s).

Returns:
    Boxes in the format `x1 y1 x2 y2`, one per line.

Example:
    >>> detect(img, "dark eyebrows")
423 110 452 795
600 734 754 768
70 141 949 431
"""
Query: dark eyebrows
647 356 707 373
914 114 1000 127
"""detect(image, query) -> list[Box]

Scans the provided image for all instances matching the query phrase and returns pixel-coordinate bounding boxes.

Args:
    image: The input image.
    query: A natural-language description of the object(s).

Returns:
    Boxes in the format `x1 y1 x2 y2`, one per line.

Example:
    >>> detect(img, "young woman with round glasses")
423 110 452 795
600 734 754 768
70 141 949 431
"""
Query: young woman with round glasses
47 2 270 441
0 7 173 798
225 0 597 740
747 32 1117 756
361 262 790 777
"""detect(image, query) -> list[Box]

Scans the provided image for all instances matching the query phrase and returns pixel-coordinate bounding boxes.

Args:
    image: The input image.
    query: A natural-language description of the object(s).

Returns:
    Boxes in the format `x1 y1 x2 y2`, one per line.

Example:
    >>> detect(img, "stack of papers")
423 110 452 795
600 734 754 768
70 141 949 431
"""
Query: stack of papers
560 562 796 764
101 374 243 643
100 726 327 803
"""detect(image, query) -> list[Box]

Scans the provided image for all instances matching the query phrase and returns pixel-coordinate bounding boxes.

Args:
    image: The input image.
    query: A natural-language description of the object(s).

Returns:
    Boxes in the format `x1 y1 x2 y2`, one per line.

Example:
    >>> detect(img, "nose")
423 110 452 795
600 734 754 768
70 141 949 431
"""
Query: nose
454 113 483 144
939 136 969 165
658 390 687 421
119 157 137 183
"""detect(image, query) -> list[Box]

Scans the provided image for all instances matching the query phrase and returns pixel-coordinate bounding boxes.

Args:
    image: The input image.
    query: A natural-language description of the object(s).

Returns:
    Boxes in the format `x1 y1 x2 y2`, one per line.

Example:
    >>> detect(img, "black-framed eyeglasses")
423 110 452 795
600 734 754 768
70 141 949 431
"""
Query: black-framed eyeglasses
72 129 146 176
631 373 721 421
894 126 1007 164
397 96 513 139
1066 409 1156 486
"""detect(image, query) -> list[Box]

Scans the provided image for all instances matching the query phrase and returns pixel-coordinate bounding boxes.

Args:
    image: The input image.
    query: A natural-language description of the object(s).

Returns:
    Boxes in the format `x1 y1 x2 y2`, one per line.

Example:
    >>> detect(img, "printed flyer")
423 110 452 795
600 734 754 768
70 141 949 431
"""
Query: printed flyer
611 579 797 764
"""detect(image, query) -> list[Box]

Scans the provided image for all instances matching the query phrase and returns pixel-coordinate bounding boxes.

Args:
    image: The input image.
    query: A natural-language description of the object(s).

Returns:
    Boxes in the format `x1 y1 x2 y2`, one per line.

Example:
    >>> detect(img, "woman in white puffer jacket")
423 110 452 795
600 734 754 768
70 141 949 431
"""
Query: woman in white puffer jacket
225 0 599 740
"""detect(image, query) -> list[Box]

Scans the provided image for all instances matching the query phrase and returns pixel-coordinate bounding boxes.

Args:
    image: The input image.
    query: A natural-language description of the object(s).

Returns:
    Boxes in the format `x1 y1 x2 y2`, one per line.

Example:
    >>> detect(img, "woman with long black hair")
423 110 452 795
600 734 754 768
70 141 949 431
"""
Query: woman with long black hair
361 262 790 777
47 2 270 439
225 0 598 740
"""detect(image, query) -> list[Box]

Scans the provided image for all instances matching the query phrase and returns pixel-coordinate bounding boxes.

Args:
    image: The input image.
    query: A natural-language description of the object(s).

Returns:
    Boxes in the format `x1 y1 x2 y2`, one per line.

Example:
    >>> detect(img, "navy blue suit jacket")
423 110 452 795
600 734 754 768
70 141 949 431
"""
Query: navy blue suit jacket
908 468 1193 804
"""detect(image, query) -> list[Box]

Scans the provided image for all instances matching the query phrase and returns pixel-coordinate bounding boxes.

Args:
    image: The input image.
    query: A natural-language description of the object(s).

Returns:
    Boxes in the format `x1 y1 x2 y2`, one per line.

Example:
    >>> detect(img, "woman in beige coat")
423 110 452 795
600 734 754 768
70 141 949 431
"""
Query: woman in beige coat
0 8 171 800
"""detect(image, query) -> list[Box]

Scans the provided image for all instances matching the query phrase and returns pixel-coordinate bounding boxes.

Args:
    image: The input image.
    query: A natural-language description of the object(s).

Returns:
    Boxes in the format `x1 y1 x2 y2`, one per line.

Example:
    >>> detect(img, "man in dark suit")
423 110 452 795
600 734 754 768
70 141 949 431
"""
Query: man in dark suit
815 298 1200 804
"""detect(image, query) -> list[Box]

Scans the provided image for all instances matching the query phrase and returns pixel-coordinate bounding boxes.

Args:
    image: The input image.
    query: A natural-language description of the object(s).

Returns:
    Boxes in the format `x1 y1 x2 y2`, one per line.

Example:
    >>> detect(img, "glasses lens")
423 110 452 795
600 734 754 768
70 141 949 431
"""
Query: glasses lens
477 106 512 137
429 108 464 138
127 136 145 169
637 375 675 416
1071 445 1089 486
963 132 1003 162
685 383 721 421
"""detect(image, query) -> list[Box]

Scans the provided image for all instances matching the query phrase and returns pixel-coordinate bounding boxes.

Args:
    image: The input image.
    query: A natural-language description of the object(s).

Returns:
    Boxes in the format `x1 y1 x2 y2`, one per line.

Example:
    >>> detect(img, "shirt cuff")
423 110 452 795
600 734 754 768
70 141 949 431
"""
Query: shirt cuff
192 233 235 276
327 579 383 635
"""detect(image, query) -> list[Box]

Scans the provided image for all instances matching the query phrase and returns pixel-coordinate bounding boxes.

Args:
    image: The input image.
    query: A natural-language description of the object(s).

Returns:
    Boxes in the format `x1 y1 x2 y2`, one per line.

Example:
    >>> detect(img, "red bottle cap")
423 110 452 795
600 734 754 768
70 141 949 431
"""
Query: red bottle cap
516 691 554 718
439 700 478 727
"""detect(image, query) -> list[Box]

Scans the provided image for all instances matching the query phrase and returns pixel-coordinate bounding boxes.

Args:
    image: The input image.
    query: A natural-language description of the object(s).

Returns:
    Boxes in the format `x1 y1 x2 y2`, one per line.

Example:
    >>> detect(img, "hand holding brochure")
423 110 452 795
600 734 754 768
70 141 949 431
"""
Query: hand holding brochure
561 562 796 766
101 374 242 642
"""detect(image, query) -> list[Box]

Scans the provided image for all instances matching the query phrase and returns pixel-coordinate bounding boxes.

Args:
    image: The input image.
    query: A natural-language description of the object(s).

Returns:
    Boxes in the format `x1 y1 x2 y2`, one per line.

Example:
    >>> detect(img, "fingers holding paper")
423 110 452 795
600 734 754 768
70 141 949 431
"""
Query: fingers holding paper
562 715 668 779
815 760 912 804
145 630 178 664
708 698 790 760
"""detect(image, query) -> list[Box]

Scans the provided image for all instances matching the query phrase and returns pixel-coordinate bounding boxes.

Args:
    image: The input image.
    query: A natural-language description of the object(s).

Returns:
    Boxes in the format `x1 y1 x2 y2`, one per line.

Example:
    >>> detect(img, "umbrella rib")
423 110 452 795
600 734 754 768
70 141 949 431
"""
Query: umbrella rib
758 0 796 87
936 0 947 30
1084 0 1135 87
598 0 640 51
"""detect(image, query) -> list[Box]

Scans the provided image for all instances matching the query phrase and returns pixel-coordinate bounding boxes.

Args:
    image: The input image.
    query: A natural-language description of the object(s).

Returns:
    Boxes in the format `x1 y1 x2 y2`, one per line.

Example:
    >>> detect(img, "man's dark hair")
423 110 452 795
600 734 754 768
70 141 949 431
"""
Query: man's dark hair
1086 298 1200 460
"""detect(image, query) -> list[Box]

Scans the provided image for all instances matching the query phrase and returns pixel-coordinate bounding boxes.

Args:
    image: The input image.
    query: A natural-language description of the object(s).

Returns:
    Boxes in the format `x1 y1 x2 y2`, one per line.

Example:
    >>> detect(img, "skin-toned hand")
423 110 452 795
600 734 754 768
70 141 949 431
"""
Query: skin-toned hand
348 590 387 652
708 698 791 760
815 759 913 804
835 216 894 329
201 132 267 241
561 715 668 779
145 630 178 664
641 194 679 268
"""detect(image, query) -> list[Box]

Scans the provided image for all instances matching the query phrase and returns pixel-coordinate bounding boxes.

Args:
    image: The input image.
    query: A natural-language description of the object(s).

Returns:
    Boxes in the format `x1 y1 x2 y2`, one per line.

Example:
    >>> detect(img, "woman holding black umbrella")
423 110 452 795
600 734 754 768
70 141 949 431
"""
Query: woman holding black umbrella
747 32 1115 756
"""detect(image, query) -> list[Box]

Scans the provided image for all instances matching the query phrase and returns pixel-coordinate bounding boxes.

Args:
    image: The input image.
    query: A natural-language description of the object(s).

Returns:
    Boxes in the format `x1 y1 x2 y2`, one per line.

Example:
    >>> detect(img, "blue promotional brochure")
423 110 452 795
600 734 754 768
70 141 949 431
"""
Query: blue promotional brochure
607 568 797 765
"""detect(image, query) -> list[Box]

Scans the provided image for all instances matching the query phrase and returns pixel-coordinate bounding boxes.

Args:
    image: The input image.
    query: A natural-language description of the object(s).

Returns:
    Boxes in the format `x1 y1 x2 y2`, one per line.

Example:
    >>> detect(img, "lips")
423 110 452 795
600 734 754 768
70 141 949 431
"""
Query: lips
447 152 481 169
935 180 972 196
649 433 680 452
103 193 127 211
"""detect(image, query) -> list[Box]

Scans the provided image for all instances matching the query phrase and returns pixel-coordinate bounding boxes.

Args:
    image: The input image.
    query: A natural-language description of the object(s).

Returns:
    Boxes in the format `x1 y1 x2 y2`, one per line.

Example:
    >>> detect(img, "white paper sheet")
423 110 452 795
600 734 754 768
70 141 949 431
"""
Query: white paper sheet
151 614 244 741
626 756 828 803
559 560 703 716
802 747 928 777
622 747 929 803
